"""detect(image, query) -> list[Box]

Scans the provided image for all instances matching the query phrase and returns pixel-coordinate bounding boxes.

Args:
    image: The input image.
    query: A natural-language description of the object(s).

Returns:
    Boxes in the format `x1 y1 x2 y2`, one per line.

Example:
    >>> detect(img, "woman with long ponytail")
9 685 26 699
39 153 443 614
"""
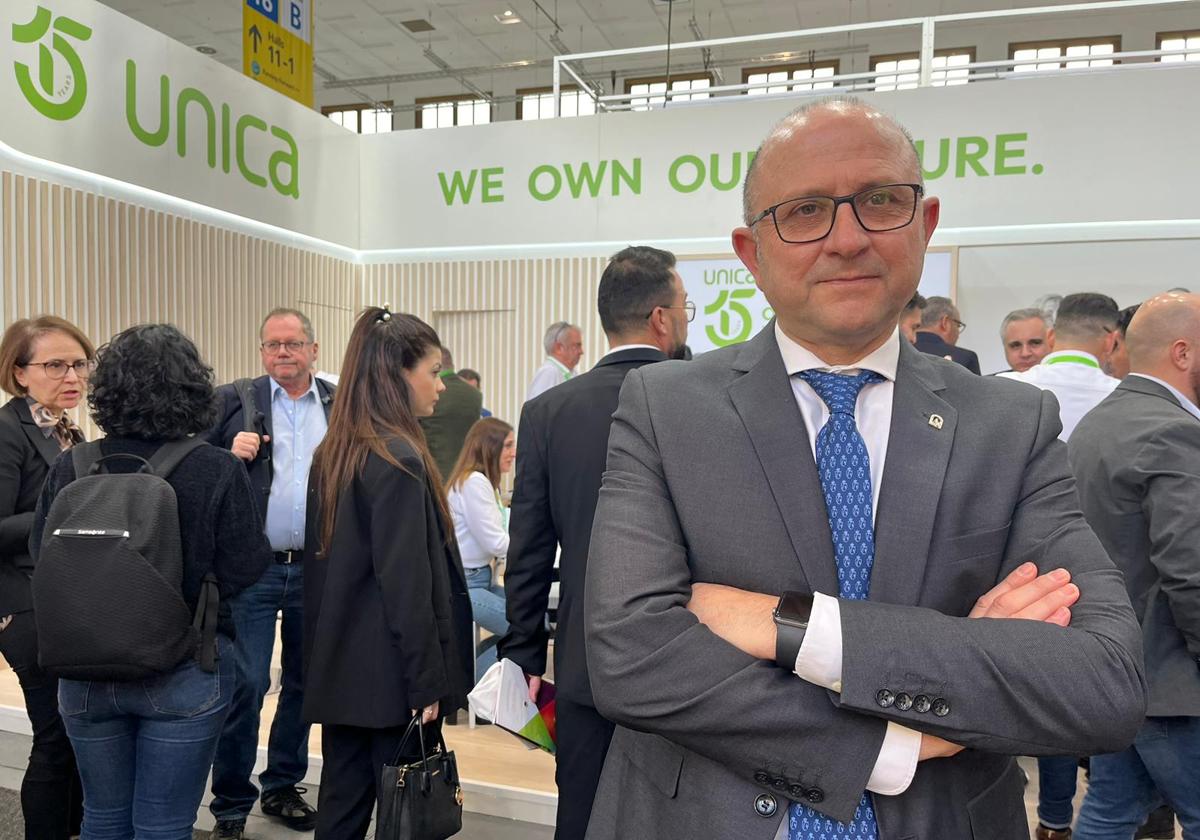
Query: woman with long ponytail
301 307 472 839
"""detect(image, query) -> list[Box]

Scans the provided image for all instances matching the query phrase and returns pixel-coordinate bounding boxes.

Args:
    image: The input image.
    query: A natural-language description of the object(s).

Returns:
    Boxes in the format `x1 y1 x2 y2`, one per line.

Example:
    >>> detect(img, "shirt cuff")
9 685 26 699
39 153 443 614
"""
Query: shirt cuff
865 722 921 795
792 592 843 691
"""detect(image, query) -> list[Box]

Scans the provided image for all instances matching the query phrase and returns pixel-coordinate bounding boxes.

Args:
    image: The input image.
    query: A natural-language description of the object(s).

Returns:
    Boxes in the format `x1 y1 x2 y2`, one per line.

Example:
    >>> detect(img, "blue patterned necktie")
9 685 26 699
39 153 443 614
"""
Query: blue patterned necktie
788 369 884 840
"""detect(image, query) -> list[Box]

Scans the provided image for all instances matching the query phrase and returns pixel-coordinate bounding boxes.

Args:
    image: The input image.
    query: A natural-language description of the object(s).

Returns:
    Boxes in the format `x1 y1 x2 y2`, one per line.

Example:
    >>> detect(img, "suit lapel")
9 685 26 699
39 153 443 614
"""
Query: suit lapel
727 328 839 596
13 400 67 467
870 343 956 606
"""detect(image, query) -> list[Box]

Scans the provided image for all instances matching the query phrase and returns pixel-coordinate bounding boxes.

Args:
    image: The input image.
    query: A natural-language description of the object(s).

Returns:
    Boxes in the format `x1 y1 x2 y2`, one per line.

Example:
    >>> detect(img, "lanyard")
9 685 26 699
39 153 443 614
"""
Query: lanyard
1043 354 1099 369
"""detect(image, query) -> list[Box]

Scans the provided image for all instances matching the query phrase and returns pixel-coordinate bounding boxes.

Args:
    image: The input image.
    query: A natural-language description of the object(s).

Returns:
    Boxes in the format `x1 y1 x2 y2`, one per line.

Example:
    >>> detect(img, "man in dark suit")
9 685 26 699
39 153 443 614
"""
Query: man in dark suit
498 245 691 840
206 308 335 838
1069 292 1200 838
913 295 981 373
419 347 483 480
584 98 1143 840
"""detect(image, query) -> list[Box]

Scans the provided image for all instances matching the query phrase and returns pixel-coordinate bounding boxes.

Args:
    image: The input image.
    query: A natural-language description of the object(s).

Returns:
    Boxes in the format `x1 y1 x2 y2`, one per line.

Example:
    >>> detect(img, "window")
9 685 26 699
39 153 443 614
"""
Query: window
517 86 598 120
1010 37 1120 73
871 50 974 92
743 62 838 95
415 94 492 129
1158 30 1200 62
321 102 393 134
625 73 711 111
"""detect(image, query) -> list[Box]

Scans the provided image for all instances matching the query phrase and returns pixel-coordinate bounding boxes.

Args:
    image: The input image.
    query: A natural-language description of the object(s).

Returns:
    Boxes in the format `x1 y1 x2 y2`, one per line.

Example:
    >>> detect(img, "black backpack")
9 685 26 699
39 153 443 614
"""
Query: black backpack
32 438 219 681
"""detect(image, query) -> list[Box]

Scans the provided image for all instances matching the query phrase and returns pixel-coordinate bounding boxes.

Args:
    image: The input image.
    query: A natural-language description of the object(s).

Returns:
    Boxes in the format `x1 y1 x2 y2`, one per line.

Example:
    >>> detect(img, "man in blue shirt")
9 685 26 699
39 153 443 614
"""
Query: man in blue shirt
205 308 335 838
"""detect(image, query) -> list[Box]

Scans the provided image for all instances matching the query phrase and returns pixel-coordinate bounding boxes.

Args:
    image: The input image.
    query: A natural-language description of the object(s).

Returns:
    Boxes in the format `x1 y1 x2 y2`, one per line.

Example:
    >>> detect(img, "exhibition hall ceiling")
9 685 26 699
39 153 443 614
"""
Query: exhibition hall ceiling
99 0 1100 91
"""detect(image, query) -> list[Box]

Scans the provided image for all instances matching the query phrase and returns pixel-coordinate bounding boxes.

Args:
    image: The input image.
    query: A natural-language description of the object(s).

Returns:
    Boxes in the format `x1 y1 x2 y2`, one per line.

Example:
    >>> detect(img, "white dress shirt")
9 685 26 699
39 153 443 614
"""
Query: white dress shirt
525 357 573 402
997 351 1119 441
774 323 921 797
448 471 509 569
1126 373 1200 422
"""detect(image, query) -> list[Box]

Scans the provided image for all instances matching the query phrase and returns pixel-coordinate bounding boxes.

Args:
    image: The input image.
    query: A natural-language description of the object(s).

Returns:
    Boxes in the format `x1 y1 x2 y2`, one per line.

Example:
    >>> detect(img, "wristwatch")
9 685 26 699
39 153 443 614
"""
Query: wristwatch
773 591 815 671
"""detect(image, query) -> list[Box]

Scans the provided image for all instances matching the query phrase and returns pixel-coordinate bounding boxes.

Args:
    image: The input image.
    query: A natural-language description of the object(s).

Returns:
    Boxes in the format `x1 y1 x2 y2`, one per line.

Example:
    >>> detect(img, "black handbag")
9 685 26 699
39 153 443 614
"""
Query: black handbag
377 714 464 840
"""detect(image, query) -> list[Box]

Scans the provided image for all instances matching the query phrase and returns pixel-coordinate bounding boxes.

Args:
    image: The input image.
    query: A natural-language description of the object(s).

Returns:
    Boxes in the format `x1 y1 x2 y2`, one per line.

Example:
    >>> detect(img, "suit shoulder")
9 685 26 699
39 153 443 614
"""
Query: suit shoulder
381 436 426 473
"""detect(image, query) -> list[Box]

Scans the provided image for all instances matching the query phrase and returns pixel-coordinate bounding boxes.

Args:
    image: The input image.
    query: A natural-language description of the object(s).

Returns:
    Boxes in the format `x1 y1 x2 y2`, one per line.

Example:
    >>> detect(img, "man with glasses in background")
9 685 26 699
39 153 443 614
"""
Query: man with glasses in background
913 295 981 374
205 308 334 838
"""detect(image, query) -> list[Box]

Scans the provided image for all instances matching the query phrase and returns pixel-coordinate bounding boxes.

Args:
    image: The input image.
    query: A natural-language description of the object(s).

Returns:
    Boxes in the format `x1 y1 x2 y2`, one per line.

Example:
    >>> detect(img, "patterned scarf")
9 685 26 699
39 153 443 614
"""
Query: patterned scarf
27 400 84 451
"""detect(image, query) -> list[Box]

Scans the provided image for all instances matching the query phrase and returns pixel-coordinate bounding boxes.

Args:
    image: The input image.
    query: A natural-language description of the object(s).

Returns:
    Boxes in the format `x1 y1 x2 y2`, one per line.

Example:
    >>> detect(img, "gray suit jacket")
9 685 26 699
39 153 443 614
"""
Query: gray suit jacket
1068 376 1200 717
584 324 1145 840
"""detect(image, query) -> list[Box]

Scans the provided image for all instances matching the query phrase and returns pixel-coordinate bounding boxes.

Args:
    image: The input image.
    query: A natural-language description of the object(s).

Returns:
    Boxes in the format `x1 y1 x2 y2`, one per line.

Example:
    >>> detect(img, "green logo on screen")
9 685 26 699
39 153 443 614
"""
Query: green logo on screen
705 289 757 347
12 6 92 121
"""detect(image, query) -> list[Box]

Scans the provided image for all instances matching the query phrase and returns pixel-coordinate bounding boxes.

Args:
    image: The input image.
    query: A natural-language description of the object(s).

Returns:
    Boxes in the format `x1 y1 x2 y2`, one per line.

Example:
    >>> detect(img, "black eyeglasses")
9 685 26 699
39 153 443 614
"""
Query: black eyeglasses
645 301 696 323
20 359 96 379
749 183 924 244
261 340 311 354
951 319 967 333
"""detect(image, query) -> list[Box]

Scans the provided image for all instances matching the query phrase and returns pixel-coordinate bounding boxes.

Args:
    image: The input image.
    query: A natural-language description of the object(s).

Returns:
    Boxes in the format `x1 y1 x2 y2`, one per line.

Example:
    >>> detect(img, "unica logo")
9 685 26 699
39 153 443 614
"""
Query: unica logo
11 6 300 200
705 289 756 347
12 6 91 121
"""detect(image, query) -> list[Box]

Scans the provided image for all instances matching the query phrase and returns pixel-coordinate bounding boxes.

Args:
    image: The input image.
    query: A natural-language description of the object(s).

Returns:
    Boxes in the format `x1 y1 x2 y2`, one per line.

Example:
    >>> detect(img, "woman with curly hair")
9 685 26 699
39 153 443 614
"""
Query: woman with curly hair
29 324 272 837
0 315 92 838
303 307 473 839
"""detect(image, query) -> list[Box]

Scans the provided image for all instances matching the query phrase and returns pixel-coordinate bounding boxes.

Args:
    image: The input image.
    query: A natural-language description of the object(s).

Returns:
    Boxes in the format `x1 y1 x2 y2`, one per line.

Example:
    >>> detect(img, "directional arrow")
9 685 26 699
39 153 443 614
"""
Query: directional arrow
249 24 262 52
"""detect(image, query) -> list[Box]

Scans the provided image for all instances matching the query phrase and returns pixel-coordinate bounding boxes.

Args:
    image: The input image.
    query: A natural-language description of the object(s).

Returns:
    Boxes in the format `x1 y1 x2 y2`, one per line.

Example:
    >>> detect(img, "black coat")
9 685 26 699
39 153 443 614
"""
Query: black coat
0 398 76 615
497 347 667 706
913 330 982 375
301 437 473 728
204 375 336 525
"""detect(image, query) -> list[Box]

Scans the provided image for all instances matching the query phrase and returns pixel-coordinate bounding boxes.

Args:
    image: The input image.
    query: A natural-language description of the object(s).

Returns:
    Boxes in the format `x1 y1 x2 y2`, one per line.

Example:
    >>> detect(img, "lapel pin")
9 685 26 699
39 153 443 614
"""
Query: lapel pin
928 414 944 430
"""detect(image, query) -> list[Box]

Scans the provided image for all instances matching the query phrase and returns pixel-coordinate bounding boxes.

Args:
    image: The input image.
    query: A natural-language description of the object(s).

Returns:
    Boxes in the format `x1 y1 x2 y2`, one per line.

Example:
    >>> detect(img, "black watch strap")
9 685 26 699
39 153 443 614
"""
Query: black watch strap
774 591 814 672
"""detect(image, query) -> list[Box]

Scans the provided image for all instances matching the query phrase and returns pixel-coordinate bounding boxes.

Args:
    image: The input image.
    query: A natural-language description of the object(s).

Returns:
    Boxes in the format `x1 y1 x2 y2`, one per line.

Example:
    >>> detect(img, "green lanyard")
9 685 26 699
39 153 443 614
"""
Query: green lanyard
494 489 509 531
1043 354 1099 369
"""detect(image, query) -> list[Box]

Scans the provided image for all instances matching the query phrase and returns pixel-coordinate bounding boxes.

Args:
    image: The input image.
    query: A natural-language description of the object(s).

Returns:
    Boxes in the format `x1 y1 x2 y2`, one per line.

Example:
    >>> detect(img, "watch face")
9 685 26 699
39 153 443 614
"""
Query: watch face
776 591 814 625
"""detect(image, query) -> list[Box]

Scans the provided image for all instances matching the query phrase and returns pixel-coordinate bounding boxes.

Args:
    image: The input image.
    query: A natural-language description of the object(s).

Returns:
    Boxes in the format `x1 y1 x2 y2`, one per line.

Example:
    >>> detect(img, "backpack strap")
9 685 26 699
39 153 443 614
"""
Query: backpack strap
69 441 106 480
233 377 264 435
193 572 220 672
147 436 207 478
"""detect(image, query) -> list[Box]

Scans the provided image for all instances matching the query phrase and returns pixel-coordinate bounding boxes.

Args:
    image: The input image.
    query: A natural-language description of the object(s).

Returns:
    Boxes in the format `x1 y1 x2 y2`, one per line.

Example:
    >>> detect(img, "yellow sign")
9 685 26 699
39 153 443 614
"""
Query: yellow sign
243 0 313 107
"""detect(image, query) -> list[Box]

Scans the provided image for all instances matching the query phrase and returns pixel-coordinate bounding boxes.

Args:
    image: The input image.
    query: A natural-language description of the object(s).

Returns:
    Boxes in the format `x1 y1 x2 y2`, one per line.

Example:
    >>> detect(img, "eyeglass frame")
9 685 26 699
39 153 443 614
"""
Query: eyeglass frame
19 359 97 379
747 183 926 245
644 300 697 323
260 340 313 354
950 318 967 333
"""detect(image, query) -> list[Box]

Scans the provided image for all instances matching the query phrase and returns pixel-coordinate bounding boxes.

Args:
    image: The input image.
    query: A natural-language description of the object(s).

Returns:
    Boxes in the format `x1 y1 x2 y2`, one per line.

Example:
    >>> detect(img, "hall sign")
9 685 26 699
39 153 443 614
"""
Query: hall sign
242 0 313 107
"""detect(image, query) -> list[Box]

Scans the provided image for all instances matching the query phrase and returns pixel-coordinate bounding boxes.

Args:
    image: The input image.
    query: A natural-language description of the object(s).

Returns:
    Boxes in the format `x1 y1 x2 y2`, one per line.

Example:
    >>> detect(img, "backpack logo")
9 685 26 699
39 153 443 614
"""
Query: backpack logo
704 288 757 347
13 6 92 121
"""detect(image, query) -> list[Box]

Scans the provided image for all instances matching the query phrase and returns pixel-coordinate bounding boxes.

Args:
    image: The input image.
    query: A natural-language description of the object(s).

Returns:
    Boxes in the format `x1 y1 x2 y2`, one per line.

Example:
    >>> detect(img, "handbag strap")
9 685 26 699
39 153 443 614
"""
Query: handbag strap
391 712 434 770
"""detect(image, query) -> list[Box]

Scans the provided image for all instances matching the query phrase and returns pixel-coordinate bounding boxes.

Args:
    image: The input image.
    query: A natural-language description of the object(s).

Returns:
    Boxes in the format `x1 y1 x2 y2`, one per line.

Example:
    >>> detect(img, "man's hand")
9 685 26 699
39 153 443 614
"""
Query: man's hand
231 431 268 461
527 674 543 703
919 734 964 761
686 583 777 660
969 562 1079 626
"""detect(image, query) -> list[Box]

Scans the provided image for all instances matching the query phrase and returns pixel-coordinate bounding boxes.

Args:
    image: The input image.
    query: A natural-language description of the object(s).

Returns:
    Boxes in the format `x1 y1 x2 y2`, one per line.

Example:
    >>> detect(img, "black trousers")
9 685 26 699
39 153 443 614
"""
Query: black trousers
316 719 443 840
554 696 615 840
0 611 83 839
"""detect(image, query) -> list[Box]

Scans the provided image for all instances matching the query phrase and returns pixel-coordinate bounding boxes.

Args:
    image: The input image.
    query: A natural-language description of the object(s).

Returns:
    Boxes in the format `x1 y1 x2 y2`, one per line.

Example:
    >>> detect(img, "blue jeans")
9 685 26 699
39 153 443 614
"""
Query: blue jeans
210 563 310 821
1074 716 1200 839
1037 755 1080 829
58 636 234 840
465 565 508 680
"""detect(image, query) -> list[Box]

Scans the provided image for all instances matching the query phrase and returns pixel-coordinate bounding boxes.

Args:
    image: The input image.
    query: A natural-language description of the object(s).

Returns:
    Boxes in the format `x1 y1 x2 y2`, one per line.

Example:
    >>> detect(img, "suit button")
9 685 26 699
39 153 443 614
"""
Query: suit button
772 777 788 790
754 771 770 785
876 689 895 708
932 698 951 717
754 793 778 817
789 784 806 798
806 788 825 804
895 692 913 711
913 694 932 714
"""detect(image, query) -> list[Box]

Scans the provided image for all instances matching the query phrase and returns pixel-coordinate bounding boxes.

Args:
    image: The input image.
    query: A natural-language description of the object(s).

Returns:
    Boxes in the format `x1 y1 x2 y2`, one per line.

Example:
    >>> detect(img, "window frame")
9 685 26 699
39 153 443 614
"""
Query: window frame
515 85 599 120
414 93 494 129
741 60 840 94
869 47 977 89
320 101 394 134
623 71 714 108
1007 35 1123 71
1156 29 1200 62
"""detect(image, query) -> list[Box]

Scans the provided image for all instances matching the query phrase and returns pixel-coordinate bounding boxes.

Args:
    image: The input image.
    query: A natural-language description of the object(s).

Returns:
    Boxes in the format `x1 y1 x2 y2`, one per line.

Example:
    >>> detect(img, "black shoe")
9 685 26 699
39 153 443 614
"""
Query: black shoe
1135 805 1176 840
261 785 317 832
209 819 246 840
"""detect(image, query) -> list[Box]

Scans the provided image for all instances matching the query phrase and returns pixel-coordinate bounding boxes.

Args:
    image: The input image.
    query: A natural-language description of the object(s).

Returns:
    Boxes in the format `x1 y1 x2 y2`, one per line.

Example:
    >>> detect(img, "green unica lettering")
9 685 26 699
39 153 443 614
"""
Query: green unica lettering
124 59 169 146
269 127 300 199
236 115 269 188
13 6 93 121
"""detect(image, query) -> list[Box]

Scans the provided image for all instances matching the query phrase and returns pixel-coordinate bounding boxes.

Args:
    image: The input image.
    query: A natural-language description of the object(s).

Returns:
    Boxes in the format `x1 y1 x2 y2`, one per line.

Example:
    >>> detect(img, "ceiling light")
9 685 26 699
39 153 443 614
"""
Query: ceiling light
494 10 522 24
195 45 217 55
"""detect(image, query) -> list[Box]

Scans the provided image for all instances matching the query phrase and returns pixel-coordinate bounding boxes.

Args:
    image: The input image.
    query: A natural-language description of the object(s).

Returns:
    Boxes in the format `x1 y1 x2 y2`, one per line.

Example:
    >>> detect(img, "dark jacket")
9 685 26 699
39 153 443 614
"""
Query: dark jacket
420 373 484 481
302 437 473 727
0 398 73 615
497 346 668 706
914 330 982 374
31 437 272 640
205 375 336 525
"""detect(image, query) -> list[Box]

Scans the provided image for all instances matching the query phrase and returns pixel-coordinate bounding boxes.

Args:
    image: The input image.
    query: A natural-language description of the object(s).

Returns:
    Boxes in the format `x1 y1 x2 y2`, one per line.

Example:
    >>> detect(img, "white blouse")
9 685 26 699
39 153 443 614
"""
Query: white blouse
448 471 509 569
